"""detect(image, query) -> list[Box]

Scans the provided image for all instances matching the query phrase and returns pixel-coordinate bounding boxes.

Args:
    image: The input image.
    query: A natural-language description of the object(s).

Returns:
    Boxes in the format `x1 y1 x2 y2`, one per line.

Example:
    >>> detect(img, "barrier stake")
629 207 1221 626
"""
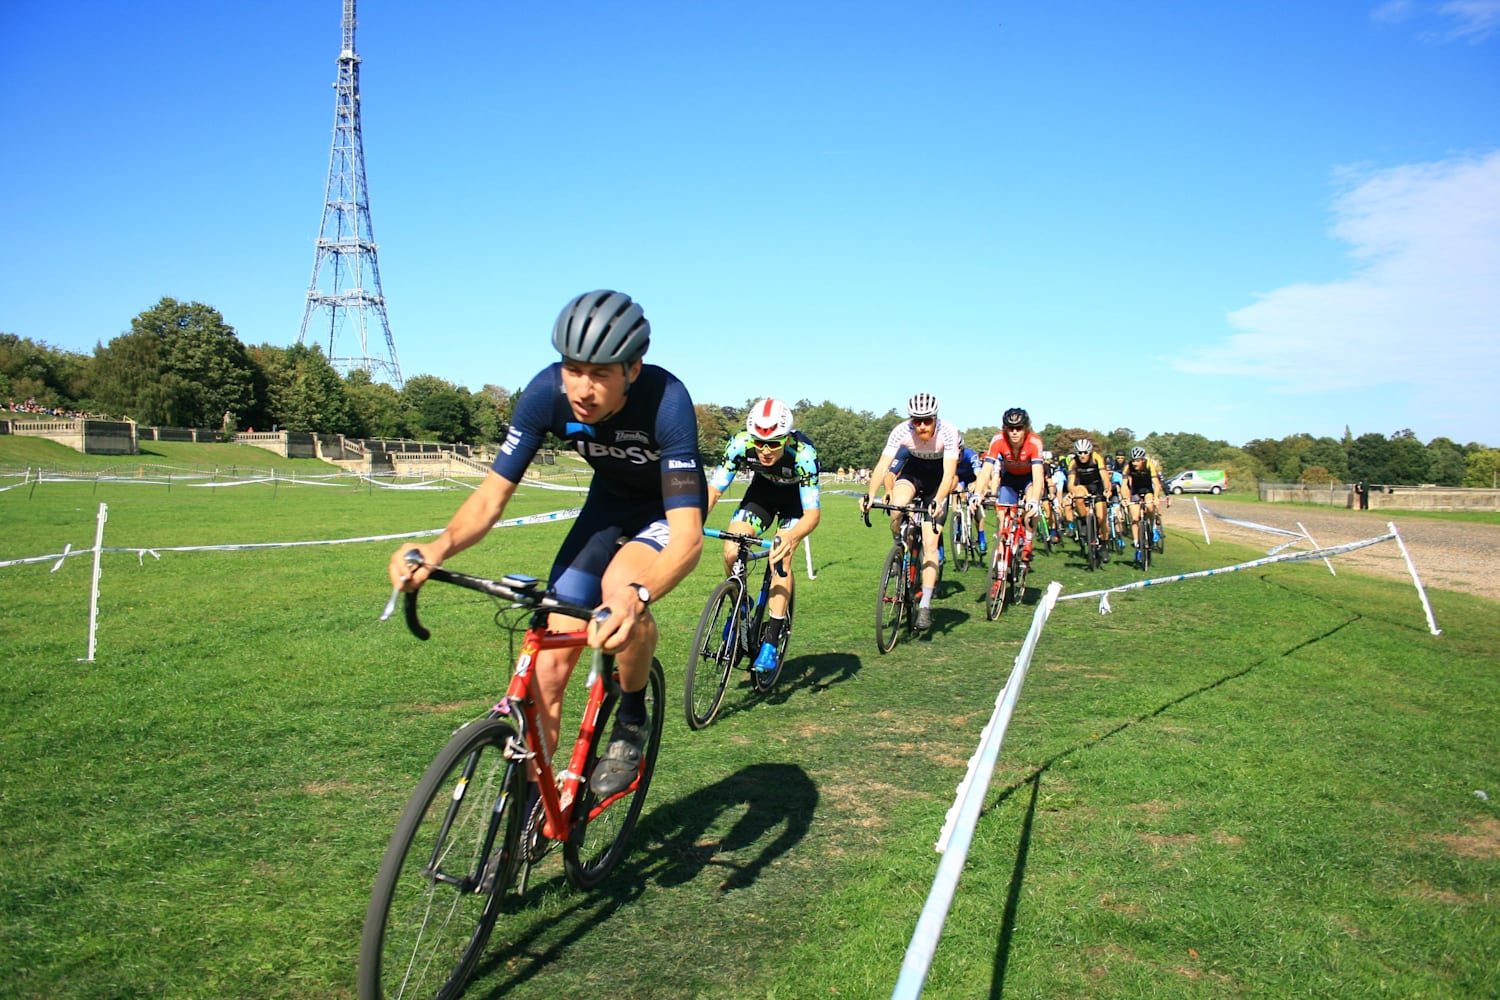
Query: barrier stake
1297 521 1336 576
893 582 1062 1000
80 502 107 663
1194 497 1210 544
803 536 817 581
1389 522 1442 636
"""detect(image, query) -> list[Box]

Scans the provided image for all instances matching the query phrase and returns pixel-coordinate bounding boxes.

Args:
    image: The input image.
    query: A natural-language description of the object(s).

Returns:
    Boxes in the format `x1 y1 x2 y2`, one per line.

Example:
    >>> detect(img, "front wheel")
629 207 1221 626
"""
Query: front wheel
985 538 1009 620
684 577 743 730
358 717 526 1000
876 544 906 653
564 658 665 890
951 510 970 573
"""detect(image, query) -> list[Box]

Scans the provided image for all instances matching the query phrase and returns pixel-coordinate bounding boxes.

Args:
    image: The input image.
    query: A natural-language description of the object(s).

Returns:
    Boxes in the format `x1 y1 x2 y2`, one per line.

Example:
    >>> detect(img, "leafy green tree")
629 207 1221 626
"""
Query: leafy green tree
1425 437 1466 487
344 369 404 438
1346 433 1393 484
253 342 351 434
1461 448 1500 487
93 298 255 427
1386 430 1429 485
1243 437 1280 473
791 400 871 472
695 403 738 465
1302 436 1350 482
1144 431 1225 474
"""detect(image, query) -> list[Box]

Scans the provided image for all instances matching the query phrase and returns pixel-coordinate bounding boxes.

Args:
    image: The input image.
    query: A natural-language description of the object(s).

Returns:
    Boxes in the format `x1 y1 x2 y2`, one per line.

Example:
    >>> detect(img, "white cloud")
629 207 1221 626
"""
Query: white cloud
1370 0 1500 41
1176 150 1500 421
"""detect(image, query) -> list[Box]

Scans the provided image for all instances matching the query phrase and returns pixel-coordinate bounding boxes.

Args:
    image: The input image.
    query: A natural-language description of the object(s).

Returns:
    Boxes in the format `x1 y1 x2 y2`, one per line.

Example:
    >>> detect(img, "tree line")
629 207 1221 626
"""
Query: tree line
5 298 1498 488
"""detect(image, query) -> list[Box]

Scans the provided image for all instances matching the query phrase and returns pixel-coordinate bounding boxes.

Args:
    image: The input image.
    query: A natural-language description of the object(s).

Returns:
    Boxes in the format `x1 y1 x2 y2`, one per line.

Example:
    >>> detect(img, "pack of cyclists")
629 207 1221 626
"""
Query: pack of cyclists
392 299 1160 763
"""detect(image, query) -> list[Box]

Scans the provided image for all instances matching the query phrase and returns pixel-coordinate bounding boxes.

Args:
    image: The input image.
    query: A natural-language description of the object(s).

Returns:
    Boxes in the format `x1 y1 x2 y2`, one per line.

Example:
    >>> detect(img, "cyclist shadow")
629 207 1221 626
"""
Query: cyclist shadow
708 651 863 725
469 764 817 996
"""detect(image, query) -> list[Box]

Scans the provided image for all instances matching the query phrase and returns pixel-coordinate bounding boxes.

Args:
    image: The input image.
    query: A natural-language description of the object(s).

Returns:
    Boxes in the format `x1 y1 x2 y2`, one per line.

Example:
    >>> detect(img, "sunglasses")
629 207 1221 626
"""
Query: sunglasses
753 436 789 449
911 417 935 426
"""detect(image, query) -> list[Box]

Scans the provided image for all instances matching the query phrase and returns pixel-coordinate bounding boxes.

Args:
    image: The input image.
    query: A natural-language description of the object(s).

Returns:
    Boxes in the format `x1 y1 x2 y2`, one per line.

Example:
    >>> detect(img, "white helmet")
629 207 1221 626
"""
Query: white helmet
907 392 939 418
746 398 794 440
1074 437 1095 455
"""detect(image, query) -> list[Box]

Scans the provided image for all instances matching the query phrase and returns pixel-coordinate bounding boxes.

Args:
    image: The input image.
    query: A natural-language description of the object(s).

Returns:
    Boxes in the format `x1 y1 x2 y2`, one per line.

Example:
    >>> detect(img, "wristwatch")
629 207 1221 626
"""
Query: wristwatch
628 582 651 606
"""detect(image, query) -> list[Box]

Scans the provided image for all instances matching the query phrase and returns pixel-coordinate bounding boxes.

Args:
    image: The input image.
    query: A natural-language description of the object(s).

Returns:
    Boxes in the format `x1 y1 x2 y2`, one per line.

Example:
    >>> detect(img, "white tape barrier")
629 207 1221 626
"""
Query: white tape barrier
1056 529 1442 636
891 582 1062 1000
1058 532 1396 604
0 507 583 570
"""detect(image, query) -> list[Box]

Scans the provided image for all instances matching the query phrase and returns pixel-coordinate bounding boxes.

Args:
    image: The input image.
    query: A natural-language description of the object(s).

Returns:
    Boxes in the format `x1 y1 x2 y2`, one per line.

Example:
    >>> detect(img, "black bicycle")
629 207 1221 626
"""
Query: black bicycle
865 500 932 652
683 527 794 728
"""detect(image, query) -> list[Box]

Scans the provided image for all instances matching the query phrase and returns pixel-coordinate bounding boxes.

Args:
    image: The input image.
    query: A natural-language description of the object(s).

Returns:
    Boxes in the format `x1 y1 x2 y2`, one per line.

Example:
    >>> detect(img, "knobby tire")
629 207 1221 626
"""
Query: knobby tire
876 544 906 653
563 657 665 889
358 717 527 1000
684 577 743 730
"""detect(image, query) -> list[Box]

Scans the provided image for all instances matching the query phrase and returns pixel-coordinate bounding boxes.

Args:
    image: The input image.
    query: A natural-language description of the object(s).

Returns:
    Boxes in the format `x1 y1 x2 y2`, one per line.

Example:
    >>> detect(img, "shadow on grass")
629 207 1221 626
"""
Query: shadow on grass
984 614 1363 997
704 650 864 726
469 763 817 997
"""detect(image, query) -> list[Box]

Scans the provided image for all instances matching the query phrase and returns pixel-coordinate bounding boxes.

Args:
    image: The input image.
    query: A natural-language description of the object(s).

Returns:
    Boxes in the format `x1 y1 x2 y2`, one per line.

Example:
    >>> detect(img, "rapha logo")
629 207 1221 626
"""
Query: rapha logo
615 429 650 445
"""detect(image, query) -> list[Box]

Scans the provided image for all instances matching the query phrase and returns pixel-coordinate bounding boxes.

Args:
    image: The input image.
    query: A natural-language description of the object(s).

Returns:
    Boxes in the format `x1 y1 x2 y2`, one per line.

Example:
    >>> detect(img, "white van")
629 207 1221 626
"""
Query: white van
1165 469 1227 495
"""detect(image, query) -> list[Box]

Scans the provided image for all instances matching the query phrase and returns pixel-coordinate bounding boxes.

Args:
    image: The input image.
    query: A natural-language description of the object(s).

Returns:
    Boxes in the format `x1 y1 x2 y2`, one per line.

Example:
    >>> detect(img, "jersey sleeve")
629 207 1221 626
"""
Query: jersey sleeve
655 377 706 512
708 433 751 493
795 439 822 510
491 366 556 483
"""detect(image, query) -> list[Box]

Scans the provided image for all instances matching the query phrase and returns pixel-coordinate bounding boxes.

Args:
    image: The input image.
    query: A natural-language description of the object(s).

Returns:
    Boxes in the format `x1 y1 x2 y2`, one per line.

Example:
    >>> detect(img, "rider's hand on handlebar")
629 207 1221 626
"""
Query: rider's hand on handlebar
390 544 439 591
860 494 872 513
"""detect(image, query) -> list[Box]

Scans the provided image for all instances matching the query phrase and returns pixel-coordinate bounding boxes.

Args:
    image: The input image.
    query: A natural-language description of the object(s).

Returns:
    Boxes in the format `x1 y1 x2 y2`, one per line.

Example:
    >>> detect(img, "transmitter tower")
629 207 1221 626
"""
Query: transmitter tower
298 0 404 388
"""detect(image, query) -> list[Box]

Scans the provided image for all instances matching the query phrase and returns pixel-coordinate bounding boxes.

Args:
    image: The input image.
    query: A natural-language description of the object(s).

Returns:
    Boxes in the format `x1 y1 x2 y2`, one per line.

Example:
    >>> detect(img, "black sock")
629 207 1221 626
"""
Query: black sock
616 688 647 728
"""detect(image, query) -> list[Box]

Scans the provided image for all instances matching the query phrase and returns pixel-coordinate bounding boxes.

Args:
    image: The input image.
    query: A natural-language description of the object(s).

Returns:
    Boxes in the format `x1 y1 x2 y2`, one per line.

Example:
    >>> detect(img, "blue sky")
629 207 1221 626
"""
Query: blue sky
3 1 1497 447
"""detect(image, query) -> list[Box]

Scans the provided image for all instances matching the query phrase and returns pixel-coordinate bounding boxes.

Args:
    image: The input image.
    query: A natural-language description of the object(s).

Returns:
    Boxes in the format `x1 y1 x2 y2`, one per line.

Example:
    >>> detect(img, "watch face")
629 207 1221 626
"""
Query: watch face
635 584 650 604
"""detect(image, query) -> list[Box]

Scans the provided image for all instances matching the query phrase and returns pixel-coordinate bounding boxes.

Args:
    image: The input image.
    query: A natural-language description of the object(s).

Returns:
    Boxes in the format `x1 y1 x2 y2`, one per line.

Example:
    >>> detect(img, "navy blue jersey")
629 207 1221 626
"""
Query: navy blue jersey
494 363 706 513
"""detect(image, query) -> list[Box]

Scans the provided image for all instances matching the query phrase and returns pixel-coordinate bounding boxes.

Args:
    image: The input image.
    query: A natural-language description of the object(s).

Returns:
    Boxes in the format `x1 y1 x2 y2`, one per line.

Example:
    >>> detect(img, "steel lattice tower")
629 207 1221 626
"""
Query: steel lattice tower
298 0 404 388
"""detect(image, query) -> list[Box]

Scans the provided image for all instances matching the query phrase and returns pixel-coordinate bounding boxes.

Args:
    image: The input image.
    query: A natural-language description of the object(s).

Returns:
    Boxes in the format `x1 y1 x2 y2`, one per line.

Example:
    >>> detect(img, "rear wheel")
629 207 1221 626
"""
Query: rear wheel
751 589 794 693
359 717 526 1000
564 658 665 890
684 577 744 730
876 544 905 653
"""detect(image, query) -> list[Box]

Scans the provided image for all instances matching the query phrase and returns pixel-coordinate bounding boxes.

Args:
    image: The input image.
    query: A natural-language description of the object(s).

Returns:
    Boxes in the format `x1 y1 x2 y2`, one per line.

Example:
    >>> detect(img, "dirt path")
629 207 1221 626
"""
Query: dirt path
1159 498 1500 603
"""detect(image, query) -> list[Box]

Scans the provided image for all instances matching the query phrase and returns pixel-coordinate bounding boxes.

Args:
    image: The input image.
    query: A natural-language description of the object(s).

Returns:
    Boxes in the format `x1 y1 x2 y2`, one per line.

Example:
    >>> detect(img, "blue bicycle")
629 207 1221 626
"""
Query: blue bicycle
683 528 794 729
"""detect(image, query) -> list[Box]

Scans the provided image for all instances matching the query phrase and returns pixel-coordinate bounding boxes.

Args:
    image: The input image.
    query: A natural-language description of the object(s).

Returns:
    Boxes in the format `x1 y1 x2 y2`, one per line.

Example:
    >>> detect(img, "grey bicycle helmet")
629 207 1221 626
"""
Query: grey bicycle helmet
907 392 939 418
1130 446 1147 460
1002 407 1030 429
1073 437 1094 455
551 290 650 365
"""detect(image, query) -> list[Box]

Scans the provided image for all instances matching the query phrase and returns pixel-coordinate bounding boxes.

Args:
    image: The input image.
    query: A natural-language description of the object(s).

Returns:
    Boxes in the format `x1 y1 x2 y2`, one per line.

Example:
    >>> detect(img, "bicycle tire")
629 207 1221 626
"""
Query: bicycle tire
1010 541 1029 607
564 657 665 889
876 544 905 653
951 508 970 573
359 717 526 1000
1084 511 1101 571
1137 505 1152 571
751 590 794 693
985 524 1009 621
684 577 743 730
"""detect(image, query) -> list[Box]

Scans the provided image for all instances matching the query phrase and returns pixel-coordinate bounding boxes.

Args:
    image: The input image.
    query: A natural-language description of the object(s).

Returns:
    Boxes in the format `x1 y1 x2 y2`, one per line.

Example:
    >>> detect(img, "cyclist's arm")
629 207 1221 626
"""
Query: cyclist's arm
1027 460 1046 504
865 452 896 506
934 455 959 511
389 471 516 590
773 507 820 565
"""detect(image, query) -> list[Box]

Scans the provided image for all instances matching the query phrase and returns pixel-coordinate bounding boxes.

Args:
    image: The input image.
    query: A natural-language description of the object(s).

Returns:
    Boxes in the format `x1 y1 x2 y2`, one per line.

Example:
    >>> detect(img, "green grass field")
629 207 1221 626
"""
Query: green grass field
3 441 1497 999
